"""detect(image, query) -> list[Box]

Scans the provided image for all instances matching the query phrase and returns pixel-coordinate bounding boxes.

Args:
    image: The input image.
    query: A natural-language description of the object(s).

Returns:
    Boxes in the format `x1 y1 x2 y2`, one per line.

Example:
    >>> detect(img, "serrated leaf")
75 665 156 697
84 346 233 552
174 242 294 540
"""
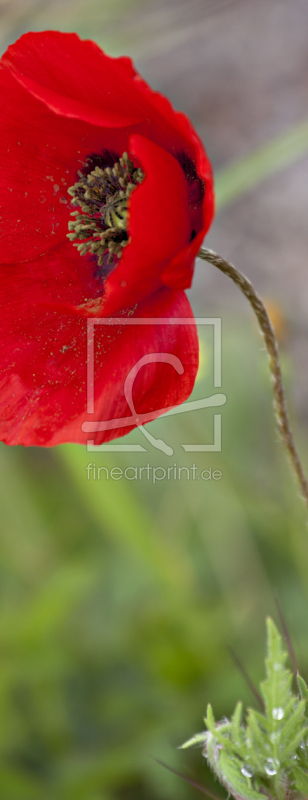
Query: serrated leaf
180 732 207 749
245 710 268 771
205 730 221 776
283 696 298 721
261 620 293 730
248 709 269 734
282 726 308 762
266 619 286 670
211 727 238 754
292 765 308 794
231 701 244 749
278 701 306 759
205 704 216 734
204 709 240 758
186 619 308 799
298 675 308 701
219 750 267 800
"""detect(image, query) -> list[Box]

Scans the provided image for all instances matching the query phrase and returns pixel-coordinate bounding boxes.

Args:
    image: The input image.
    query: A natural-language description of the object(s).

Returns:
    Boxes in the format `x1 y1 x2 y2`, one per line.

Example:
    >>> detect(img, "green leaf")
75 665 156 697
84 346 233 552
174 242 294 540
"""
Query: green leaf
281 726 308 763
231 701 244 749
298 675 308 701
204 709 237 757
204 704 216 735
248 709 269 734
219 751 267 800
245 710 268 771
260 619 292 729
292 765 308 795
279 701 306 759
205 729 220 777
180 732 207 749
187 619 308 799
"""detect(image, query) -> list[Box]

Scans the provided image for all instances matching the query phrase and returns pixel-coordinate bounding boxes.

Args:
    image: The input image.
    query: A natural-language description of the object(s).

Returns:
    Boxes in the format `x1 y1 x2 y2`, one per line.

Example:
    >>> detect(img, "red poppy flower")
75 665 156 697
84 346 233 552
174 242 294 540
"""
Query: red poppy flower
0 31 214 446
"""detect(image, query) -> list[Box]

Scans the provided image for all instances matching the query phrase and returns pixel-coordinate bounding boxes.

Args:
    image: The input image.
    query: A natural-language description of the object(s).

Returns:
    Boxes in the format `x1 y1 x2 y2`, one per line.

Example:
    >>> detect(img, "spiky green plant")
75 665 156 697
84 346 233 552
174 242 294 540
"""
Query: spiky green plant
181 619 308 800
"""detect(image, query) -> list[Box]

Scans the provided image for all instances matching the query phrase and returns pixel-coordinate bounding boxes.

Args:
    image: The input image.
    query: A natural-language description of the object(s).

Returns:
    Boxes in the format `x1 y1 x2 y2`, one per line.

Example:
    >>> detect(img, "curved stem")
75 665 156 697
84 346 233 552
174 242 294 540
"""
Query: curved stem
198 246 308 511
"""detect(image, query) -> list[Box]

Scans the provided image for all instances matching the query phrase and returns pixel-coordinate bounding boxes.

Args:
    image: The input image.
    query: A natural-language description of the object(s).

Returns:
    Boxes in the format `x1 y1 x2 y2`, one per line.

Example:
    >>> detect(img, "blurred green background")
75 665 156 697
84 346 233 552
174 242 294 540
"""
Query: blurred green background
1 1 308 798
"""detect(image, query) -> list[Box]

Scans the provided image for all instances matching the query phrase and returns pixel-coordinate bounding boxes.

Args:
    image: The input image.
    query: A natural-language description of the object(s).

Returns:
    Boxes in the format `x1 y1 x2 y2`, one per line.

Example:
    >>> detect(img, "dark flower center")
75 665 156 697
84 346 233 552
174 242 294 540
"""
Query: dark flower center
67 152 144 266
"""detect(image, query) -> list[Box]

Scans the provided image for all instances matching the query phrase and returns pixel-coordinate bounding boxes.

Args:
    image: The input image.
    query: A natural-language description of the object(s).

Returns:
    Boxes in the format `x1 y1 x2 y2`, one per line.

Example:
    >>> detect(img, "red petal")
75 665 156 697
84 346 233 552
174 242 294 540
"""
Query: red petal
0 258 198 445
161 230 205 291
2 31 214 228
1 31 214 269
100 135 191 316
2 29 212 193
0 240 103 325
0 67 144 263
2 32 144 128
132 74 215 238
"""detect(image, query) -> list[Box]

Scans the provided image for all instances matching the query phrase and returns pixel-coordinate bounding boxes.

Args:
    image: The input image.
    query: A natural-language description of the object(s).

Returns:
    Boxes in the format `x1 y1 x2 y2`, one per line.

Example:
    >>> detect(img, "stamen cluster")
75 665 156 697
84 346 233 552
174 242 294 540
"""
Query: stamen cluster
67 153 144 266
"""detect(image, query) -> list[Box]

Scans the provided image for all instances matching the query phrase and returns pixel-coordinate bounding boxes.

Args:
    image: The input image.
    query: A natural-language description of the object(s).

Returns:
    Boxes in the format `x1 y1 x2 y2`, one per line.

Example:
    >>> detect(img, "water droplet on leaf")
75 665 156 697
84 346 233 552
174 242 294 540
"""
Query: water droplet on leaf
264 758 280 776
241 765 254 778
272 707 284 720
299 741 306 751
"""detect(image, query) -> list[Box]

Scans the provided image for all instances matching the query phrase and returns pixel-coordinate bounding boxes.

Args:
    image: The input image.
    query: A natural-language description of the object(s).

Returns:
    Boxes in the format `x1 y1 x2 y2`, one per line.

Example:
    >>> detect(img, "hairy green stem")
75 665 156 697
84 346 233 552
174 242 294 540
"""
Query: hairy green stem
198 247 308 512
